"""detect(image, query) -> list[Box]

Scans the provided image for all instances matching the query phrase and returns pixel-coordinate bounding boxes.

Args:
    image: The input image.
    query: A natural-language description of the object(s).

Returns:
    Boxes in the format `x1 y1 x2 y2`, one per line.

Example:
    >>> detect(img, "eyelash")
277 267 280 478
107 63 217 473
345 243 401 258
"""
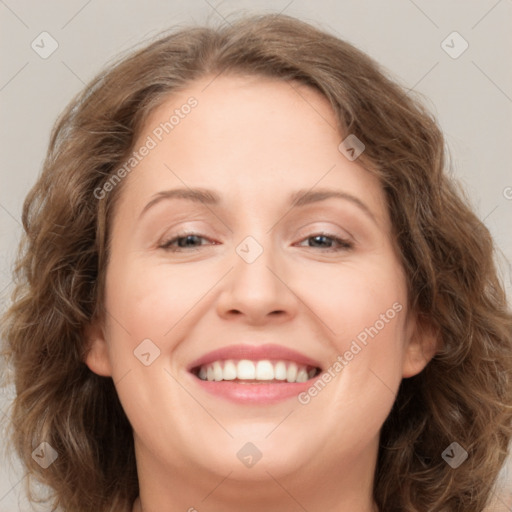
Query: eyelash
159 231 353 253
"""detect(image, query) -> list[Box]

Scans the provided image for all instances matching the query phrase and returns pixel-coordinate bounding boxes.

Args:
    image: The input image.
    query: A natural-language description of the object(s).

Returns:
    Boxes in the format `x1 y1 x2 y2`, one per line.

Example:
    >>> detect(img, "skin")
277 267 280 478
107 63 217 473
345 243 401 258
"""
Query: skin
85 74 437 512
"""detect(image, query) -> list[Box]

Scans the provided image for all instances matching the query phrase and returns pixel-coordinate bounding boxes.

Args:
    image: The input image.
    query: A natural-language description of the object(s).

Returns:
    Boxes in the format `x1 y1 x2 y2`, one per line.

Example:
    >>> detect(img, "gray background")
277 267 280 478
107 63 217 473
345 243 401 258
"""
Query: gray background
1 0 511 510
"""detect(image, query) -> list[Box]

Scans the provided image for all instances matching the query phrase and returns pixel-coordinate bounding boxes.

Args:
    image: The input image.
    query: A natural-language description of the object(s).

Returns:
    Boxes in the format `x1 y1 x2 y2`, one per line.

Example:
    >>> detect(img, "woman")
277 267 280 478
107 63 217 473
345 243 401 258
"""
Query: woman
2 13 511 512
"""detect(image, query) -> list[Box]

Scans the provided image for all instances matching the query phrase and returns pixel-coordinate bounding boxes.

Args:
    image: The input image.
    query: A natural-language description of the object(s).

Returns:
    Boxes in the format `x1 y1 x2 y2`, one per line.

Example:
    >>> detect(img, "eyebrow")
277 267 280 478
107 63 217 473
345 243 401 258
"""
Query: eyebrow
139 187 378 225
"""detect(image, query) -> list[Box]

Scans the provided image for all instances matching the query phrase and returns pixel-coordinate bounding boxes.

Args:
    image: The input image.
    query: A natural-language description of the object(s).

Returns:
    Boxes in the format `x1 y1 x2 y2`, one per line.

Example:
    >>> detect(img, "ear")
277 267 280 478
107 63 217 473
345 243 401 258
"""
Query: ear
83 317 113 377
402 313 439 378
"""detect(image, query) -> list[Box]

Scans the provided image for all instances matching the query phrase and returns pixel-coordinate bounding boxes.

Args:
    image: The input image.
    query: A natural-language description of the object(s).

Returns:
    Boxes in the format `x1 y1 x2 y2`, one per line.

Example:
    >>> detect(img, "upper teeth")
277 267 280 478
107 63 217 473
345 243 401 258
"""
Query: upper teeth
197 359 317 383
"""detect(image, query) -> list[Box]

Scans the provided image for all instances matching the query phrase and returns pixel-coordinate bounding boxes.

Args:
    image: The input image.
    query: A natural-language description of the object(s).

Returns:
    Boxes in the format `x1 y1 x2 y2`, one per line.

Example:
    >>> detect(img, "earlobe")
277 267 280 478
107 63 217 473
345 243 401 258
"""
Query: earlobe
83 320 113 377
402 315 439 378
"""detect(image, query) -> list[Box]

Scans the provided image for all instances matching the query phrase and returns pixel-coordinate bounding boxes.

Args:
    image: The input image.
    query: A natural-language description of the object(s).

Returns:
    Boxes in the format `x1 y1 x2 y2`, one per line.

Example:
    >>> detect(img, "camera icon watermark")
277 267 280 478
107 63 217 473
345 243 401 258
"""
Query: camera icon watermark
503 186 512 200
338 134 365 161
31 442 58 469
236 236 263 264
441 31 469 59
236 442 262 468
31 31 59 59
442 441 468 469
134 338 161 366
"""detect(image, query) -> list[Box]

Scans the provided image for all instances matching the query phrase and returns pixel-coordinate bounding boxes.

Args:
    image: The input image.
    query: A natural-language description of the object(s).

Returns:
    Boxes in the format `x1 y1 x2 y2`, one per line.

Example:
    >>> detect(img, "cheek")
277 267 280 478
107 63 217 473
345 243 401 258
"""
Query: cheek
299 258 408 403
295 258 407 347
102 257 220 365
100 259 210 432
296 264 407 447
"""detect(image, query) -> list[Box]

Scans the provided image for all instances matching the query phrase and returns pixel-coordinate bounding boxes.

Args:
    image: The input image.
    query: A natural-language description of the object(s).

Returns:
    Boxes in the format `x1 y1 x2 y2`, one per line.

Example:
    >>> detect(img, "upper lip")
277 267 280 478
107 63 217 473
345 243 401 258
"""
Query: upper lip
187 343 323 372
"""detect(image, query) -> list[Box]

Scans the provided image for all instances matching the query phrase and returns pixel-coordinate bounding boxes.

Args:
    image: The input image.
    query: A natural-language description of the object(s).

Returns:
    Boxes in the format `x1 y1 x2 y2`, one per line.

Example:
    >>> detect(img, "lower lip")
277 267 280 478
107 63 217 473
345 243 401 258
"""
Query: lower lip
190 375 319 404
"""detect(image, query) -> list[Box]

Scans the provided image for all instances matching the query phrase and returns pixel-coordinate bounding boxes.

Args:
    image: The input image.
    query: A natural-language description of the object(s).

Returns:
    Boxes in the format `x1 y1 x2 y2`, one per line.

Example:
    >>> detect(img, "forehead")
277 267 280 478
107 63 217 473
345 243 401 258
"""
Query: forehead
142 73 338 149
115 74 390 230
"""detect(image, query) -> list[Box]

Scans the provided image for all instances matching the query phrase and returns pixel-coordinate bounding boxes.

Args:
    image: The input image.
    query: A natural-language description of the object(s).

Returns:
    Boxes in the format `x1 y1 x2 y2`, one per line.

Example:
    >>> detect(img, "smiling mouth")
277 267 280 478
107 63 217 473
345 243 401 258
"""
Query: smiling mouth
191 359 322 384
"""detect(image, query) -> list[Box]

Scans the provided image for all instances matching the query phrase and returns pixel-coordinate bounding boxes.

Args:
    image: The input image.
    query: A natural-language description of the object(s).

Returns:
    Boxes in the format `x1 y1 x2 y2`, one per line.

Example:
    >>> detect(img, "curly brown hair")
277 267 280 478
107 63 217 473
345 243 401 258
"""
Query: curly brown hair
1 13 511 512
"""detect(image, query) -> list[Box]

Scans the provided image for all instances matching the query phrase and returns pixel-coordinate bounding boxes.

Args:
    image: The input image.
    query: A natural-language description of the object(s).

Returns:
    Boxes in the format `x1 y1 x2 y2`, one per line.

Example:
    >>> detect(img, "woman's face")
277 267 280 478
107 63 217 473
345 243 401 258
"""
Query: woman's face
86 74 433 495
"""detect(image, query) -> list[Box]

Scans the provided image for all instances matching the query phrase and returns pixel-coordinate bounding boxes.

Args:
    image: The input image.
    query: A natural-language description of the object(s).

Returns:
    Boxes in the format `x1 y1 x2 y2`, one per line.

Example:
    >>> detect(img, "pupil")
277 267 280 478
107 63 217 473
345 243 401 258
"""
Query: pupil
179 235 199 247
312 235 330 247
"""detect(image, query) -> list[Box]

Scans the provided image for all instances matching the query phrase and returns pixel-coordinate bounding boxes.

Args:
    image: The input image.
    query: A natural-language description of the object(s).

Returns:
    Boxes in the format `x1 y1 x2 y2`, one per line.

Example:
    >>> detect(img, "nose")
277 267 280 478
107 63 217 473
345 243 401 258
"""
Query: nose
216 237 298 325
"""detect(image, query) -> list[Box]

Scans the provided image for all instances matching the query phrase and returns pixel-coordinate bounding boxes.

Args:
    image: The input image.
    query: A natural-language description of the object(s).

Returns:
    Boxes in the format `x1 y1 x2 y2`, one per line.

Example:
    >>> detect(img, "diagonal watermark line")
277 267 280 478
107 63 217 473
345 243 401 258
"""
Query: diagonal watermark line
265 409 295 438
201 471 233 502
200 68 225 92
163 368 234 438
61 0 92 29
0 62 29 92
0 473 25 504
472 0 502 29
61 60 86 85
203 0 232 27
0 392 25 433
163 267 234 336
163 164 232 232
0 405 11 425
368 368 396 397
0 202 21 226
266 470 310 511
482 205 499 222
103 306 131 336
488 488 510 511
265 265 336 335
287 81 337 131
114 368 132 386
266 164 336 233
406 0 439 28
278 0 295 15
472 61 512 103
0 0 29 28
407 61 439 94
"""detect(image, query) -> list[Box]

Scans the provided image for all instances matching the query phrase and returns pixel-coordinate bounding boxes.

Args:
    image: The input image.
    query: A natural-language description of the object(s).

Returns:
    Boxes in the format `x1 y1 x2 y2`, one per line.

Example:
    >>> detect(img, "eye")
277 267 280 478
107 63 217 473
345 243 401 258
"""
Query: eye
296 233 353 252
159 232 215 251
158 231 352 253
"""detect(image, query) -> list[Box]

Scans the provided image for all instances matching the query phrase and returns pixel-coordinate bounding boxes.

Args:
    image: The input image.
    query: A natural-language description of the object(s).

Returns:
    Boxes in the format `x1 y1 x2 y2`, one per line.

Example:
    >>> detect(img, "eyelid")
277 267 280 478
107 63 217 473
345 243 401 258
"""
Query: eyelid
294 221 355 243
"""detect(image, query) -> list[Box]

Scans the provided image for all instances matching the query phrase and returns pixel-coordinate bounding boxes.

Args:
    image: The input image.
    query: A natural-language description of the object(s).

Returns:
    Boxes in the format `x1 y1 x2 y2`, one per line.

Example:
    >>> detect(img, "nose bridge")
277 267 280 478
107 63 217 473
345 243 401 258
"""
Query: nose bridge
234 232 281 296
216 231 296 322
